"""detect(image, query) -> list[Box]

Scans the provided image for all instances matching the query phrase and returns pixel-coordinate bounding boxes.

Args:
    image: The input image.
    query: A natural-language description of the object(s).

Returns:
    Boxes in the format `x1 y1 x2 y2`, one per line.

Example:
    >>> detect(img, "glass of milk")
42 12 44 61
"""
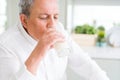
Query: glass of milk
54 22 70 57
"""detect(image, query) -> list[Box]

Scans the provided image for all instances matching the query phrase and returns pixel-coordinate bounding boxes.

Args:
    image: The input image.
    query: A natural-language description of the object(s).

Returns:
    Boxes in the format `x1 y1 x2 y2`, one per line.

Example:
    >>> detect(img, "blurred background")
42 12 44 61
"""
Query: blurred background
0 0 120 80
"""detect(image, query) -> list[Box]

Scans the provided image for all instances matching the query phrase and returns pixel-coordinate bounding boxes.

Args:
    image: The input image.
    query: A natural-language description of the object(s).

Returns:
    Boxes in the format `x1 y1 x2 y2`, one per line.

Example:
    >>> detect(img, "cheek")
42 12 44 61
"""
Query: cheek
27 18 48 40
36 21 46 33
35 21 47 37
26 21 45 39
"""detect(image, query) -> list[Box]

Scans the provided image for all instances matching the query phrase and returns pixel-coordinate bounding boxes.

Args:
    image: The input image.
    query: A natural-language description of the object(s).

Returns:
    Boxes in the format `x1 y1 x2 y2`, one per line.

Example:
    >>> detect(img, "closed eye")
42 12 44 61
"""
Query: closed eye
38 15 48 20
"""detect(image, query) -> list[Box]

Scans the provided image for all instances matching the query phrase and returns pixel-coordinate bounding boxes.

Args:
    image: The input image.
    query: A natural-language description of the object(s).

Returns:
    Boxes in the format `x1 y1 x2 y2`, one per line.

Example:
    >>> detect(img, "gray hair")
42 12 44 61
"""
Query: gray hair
19 0 34 17
19 0 59 17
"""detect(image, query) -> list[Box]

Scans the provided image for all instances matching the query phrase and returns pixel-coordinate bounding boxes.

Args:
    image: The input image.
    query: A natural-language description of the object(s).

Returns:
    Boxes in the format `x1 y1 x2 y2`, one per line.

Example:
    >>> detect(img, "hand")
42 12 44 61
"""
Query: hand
38 28 65 51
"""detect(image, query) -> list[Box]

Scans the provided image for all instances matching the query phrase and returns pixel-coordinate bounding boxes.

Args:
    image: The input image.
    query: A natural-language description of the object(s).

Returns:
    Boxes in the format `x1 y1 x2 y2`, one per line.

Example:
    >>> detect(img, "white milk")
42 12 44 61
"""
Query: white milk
54 22 70 57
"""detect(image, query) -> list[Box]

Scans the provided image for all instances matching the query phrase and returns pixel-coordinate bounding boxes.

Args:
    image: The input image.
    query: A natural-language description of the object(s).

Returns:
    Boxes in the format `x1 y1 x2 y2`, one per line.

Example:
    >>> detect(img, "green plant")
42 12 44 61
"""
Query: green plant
74 24 96 34
97 26 105 31
96 26 106 42
97 31 106 42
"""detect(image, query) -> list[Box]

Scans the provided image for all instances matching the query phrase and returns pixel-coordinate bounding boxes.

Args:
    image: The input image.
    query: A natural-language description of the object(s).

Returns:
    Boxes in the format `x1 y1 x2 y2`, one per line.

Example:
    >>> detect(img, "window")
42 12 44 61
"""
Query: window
73 6 120 31
0 0 7 34
66 0 120 32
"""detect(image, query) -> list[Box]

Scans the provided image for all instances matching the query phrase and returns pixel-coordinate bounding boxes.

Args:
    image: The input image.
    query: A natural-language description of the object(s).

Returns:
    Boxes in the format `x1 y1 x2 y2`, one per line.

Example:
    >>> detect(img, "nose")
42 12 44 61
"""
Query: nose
47 17 56 28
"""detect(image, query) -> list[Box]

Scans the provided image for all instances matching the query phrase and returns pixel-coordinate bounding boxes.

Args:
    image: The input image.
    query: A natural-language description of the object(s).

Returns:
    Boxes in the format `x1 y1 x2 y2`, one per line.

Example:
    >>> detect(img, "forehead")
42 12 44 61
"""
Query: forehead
31 0 59 13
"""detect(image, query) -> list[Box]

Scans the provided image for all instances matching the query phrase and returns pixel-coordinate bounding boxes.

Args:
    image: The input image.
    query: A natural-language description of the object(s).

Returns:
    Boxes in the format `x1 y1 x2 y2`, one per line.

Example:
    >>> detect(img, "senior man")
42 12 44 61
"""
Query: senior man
0 0 110 80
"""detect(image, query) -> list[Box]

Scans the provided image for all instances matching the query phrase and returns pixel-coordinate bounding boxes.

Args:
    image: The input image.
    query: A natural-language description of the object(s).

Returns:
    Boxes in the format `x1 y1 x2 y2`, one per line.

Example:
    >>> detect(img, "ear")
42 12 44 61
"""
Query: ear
20 14 28 29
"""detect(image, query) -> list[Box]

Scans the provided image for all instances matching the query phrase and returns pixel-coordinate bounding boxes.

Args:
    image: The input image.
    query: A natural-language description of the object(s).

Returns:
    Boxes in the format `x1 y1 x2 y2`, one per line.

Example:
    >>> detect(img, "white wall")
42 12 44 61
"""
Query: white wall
73 0 120 5
6 0 19 28
58 0 67 27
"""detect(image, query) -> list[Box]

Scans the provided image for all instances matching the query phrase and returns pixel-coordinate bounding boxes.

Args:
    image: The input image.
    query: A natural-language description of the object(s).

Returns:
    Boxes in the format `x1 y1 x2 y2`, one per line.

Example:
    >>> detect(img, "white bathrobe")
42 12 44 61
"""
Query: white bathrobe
0 22 110 80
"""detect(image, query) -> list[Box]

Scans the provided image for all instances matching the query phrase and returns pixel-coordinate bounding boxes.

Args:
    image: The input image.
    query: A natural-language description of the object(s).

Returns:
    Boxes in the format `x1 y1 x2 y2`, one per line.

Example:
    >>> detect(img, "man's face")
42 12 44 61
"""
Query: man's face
21 0 59 40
